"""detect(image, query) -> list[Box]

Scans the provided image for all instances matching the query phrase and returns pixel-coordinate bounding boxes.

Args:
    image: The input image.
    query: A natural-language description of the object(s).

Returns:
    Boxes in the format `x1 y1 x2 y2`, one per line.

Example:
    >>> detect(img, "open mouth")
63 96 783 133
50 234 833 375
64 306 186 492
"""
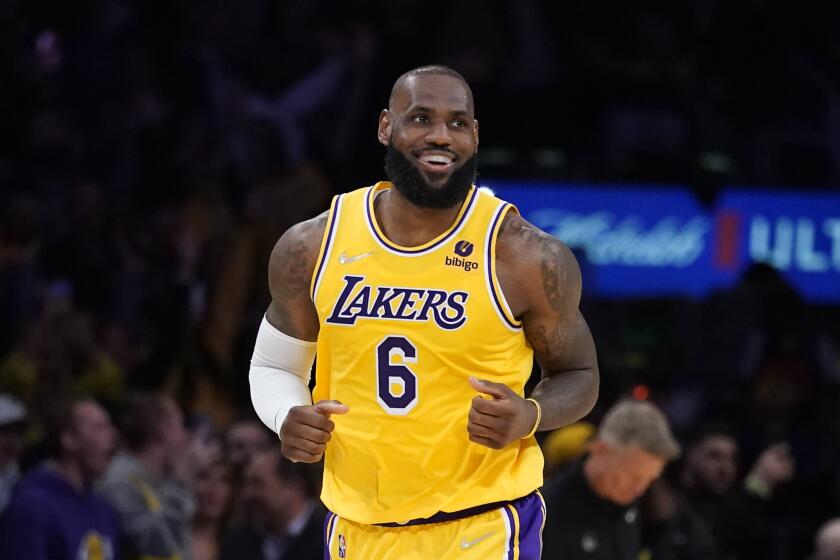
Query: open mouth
416 152 455 172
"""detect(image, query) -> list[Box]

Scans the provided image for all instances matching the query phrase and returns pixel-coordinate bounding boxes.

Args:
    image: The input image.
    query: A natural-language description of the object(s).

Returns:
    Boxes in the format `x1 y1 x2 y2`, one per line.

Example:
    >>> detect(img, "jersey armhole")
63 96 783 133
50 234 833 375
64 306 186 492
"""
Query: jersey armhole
310 194 344 302
485 202 523 331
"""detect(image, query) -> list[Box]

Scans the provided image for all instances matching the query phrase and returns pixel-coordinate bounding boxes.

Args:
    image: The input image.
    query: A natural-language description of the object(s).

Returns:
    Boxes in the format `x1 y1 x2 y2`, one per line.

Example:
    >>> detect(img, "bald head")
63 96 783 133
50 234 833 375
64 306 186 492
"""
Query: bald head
389 65 474 114
816 519 840 560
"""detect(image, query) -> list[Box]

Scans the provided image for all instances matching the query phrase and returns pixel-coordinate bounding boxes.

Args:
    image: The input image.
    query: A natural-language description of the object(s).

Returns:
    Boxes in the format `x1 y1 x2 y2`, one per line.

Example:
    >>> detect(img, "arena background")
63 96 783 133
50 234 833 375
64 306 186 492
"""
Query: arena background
1 1 839 558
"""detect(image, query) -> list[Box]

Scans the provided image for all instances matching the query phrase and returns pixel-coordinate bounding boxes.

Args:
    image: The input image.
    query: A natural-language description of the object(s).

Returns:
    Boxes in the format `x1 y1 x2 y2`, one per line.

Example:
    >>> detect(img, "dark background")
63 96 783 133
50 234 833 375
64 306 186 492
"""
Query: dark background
1 1 839 558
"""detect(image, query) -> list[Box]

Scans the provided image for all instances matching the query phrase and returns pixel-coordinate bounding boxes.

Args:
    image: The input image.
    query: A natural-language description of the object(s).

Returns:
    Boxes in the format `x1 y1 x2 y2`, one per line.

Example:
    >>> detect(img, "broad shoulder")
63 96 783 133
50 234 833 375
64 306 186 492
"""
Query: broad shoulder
273 211 329 257
268 211 329 281
496 212 574 262
266 211 329 340
495 211 581 315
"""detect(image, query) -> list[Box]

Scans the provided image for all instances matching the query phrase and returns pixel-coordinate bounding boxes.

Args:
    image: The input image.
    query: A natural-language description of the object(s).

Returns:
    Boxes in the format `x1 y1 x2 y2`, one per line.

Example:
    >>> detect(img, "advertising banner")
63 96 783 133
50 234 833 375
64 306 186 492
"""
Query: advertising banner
486 182 840 302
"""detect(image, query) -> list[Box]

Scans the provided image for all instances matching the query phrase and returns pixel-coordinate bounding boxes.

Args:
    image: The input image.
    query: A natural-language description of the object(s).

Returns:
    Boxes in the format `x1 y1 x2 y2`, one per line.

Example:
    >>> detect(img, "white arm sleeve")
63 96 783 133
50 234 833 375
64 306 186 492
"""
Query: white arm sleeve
249 316 317 436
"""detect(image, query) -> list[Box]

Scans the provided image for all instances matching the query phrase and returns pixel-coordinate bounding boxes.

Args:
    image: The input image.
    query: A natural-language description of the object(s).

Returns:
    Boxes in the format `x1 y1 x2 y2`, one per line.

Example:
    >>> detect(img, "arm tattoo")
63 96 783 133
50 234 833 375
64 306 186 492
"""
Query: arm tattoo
267 214 327 340
504 214 567 312
540 239 565 312
275 238 310 298
274 215 326 299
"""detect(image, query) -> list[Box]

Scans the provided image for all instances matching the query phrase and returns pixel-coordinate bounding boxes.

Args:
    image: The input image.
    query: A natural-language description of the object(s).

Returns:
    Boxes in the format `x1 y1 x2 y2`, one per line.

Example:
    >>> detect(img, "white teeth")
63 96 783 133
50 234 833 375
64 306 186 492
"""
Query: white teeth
420 154 453 165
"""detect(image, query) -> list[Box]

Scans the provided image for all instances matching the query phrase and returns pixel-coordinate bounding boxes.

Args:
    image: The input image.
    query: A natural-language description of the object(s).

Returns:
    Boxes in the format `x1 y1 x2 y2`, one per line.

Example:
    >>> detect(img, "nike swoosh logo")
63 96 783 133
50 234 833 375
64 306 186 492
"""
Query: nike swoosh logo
460 532 494 550
338 251 373 264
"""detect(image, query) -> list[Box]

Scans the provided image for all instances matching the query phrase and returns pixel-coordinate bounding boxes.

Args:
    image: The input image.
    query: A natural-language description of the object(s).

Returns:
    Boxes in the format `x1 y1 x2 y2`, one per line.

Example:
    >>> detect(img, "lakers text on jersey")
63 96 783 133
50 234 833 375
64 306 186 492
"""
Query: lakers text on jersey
310 182 543 525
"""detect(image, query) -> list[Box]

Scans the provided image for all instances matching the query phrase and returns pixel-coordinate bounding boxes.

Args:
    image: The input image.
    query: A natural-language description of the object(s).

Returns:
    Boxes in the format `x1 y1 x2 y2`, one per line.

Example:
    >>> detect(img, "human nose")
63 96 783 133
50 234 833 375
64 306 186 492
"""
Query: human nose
425 120 453 146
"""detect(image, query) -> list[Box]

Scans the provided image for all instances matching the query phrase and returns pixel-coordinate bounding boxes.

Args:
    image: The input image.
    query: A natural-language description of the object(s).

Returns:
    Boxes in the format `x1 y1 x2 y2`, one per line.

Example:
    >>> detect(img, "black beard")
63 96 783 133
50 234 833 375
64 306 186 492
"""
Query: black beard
384 142 477 209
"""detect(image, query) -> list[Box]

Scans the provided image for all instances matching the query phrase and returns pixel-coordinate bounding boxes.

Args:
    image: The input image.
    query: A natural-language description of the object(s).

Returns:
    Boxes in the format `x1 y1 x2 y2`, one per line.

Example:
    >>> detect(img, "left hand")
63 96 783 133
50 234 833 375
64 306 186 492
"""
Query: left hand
467 377 538 449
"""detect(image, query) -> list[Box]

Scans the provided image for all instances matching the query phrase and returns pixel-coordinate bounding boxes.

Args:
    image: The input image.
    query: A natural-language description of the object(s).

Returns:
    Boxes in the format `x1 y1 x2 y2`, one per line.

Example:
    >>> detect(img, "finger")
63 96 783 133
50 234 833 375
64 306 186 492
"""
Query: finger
468 432 503 450
303 415 336 433
467 421 500 440
468 407 504 431
468 376 511 400
291 424 333 445
285 410 336 433
283 446 323 463
280 444 322 462
314 400 350 417
284 437 327 457
471 395 503 417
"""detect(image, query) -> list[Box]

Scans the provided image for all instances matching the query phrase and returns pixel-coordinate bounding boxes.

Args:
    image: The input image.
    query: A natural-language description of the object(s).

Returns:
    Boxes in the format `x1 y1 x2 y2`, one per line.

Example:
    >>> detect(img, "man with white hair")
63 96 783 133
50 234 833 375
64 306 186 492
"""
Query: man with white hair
542 399 681 559
815 519 840 560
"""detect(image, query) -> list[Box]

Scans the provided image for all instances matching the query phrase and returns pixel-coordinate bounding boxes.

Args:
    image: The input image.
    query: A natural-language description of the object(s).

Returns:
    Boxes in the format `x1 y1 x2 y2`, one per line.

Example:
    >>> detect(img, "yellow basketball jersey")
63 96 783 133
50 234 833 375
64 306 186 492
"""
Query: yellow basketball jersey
310 182 543 525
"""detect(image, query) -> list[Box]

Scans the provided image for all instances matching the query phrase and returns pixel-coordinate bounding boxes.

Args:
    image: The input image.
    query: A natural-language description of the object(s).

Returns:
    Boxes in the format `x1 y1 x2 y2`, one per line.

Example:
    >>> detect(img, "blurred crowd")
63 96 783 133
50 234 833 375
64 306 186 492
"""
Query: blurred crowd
1 0 840 559
0 393 324 559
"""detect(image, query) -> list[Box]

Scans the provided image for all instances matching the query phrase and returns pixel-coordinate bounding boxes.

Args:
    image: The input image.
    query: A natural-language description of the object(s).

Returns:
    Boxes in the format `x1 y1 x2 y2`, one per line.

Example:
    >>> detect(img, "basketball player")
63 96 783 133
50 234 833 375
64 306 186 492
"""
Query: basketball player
250 65 599 559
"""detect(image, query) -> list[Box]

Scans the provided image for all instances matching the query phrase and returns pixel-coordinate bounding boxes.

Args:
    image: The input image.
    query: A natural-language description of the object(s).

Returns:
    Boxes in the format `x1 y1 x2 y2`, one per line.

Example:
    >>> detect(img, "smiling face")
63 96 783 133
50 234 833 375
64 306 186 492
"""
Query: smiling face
378 72 479 209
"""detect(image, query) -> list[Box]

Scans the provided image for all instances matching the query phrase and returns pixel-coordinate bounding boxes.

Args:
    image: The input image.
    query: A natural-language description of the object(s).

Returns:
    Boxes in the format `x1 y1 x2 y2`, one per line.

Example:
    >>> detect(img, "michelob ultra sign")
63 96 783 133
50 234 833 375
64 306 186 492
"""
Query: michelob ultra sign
486 182 840 302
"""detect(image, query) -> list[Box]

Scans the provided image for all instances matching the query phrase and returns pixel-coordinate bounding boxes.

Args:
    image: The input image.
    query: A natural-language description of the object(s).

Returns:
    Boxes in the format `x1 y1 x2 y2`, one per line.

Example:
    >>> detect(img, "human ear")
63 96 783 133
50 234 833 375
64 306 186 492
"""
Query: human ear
378 109 392 146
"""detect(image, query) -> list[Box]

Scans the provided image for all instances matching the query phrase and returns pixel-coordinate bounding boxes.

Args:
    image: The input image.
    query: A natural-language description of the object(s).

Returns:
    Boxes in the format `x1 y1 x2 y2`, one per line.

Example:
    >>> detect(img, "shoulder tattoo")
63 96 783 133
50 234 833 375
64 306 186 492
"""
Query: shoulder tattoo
501 214 567 312
272 214 328 299
540 237 566 312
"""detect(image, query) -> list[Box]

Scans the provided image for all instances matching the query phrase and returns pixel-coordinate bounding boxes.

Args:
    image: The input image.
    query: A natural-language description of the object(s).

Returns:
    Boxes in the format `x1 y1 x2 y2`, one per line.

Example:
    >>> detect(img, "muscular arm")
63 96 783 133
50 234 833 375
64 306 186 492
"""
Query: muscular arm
254 210 348 461
264 212 327 339
496 212 599 430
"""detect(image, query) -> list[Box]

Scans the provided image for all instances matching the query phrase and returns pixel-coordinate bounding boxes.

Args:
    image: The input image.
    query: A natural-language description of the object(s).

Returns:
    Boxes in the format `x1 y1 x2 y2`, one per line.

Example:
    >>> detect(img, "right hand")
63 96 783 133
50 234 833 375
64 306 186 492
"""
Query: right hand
280 400 349 463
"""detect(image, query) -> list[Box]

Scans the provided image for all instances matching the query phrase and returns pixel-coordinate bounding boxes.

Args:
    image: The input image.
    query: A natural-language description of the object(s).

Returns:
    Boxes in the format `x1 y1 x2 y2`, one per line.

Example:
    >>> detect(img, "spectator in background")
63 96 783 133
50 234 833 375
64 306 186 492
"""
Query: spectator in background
225 417 272 483
100 393 218 560
0 394 27 513
640 477 720 560
219 449 325 560
224 417 271 523
678 424 795 559
191 459 232 560
542 399 681 559
815 519 840 560
0 398 119 560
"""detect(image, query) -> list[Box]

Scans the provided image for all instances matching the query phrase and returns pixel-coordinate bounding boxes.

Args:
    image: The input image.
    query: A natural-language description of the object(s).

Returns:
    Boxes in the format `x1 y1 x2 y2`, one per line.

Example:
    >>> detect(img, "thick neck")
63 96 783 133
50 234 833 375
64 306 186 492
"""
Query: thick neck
374 186 465 248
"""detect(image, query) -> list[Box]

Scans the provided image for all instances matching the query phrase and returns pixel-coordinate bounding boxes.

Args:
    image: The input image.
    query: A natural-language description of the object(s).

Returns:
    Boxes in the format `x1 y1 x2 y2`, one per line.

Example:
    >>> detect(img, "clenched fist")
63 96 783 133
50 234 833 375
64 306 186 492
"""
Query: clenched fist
280 400 349 463
467 377 539 449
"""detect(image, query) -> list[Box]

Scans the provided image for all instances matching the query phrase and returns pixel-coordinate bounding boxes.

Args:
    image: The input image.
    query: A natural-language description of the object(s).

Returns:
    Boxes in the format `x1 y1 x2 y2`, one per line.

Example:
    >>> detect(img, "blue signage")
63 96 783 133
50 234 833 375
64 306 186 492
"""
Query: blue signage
713 190 840 303
484 181 840 302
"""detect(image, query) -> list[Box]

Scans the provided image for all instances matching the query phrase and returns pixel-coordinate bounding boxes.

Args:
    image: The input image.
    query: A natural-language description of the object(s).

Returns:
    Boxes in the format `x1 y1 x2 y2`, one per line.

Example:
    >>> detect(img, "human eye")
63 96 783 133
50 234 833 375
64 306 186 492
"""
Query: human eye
450 119 467 128
411 114 429 124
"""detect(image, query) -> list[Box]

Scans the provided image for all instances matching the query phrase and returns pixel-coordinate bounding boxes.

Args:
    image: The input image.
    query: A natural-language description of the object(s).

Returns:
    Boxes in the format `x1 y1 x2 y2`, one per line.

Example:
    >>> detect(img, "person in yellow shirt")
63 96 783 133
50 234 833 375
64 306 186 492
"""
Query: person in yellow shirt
249 65 600 559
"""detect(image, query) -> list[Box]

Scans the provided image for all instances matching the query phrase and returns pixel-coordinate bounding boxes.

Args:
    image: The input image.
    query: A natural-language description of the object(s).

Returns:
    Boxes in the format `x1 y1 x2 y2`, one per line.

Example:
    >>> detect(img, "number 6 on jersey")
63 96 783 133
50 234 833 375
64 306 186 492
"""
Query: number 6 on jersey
376 336 419 415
